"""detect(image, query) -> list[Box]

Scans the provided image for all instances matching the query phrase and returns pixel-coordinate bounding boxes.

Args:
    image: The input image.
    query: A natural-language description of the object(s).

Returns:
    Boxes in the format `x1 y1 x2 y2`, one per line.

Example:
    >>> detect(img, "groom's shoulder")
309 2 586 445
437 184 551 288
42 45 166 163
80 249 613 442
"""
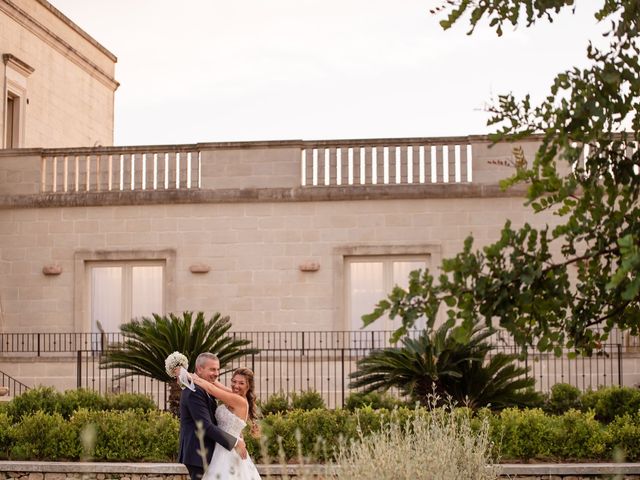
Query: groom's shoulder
182 384 206 401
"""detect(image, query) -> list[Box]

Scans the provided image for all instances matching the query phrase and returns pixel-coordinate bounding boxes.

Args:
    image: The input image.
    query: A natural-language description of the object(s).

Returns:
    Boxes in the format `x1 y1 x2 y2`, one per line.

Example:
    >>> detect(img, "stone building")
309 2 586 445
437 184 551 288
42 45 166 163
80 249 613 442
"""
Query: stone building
1 0 117 148
0 0 634 405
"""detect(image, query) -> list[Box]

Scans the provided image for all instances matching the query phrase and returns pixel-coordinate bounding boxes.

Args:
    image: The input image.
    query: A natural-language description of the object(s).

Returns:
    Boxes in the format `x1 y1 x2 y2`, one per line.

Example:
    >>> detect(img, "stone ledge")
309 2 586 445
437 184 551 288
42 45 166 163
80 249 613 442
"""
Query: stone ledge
0 184 528 210
1 462 640 476
501 463 640 475
0 463 186 475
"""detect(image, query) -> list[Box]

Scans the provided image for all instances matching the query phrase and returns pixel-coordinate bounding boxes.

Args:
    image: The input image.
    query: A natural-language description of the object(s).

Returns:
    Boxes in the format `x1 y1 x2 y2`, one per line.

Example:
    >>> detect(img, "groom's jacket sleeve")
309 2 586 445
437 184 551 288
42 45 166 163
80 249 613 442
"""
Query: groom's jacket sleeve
186 388 236 451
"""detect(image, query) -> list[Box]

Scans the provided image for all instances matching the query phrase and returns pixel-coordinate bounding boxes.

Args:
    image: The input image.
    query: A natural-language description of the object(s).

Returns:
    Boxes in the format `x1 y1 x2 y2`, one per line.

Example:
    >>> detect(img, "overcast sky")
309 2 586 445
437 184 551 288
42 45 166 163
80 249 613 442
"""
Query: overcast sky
49 1 605 147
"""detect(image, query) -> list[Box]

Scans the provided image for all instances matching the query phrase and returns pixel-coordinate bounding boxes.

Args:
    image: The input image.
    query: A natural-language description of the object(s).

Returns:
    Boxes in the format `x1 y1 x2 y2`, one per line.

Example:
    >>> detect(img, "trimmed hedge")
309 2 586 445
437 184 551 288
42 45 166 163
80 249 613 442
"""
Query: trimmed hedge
3 385 640 463
257 390 326 416
5 386 156 422
1 408 179 461
4 405 640 462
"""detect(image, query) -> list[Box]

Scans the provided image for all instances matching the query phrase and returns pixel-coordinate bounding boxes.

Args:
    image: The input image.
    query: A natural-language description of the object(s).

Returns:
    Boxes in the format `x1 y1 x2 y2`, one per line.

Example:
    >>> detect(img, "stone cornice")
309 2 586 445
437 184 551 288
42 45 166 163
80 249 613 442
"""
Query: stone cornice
0 132 540 157
35 0 117 61
0 0 119 90
2 53 35 76
0 183 529 209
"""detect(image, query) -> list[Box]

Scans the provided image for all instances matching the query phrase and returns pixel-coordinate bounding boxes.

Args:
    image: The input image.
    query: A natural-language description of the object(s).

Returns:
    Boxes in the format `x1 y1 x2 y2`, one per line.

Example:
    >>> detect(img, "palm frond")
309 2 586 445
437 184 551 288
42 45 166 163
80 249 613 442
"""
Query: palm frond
350 320 535 409
101 311 260 382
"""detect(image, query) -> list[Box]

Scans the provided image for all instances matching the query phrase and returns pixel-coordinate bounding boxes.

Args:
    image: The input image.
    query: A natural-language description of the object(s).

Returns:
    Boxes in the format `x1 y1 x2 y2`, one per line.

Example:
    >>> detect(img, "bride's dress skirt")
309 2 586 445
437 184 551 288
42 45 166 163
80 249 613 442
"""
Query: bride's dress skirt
202 405 260 480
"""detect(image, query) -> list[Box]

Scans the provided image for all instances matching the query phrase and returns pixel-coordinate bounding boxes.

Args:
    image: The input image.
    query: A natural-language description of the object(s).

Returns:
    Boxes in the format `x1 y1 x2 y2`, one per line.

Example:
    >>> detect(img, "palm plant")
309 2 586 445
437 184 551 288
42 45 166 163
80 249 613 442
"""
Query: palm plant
349 321 534 409
100 311 259 415
448 349 538 409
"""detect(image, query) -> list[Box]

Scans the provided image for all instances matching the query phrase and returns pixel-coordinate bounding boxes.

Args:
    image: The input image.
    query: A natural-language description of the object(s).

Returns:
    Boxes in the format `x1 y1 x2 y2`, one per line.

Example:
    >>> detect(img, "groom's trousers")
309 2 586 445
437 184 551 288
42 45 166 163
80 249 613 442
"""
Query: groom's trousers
185 465 204 480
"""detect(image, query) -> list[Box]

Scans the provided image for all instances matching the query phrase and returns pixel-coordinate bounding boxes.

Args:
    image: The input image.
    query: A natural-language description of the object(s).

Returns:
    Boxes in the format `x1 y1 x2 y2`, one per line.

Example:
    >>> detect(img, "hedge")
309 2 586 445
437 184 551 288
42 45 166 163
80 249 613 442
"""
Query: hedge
3 385 640 463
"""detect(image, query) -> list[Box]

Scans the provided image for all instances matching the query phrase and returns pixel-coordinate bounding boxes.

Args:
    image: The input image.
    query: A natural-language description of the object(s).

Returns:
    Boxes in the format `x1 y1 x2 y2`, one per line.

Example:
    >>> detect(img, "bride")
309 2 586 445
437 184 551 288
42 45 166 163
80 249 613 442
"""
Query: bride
182 366 261 480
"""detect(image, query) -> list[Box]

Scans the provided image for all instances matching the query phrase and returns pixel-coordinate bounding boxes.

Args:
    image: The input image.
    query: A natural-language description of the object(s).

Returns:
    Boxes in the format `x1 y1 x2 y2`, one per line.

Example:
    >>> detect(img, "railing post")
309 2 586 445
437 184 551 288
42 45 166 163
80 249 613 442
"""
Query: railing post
37 333 41 357
76 350 82 389
341 348 345 408
618 343 623 386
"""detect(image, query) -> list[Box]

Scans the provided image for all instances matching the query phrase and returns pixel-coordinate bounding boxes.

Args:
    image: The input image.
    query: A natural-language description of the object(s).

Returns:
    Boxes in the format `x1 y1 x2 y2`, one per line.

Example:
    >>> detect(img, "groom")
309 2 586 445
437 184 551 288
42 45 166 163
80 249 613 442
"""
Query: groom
178 352 247 480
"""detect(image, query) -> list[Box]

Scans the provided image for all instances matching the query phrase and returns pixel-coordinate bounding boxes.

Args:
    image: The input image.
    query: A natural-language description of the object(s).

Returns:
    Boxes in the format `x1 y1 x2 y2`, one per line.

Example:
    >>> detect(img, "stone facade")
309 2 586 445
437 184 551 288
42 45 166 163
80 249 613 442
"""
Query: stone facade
0 138 550 334
0 0 117 148
3 137 635 397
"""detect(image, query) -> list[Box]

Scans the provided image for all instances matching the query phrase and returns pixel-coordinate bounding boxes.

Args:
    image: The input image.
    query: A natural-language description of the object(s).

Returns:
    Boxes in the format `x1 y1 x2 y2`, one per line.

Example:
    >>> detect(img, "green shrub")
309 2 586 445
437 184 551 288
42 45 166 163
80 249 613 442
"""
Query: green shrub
261 408 355 462
259 392 290 416
243 423 262 460
106 392 157 412
0 412 12 459
548 409 608 460
70 408 178 461
344 391 402 411
57 389 108 419
139 410 180 461
10 411 80 460
6 388 158 423
493 408 554 461
581 386 640 423
290 390 326 411
607 413 640 461
546 383 581 415
6 386 61 421
350 406 389 436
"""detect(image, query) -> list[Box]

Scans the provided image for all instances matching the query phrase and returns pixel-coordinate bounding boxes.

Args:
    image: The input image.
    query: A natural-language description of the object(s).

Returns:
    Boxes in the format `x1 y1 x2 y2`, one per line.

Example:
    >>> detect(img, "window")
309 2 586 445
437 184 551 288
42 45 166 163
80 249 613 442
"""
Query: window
5 94 16 148
3 54 33 149
89 262 165 333
346 256 428 332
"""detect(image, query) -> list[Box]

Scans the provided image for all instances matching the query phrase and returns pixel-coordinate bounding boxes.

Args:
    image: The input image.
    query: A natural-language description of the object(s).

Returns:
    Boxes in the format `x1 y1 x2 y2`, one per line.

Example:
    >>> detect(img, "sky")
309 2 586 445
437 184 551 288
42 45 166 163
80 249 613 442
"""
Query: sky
49 1 606 147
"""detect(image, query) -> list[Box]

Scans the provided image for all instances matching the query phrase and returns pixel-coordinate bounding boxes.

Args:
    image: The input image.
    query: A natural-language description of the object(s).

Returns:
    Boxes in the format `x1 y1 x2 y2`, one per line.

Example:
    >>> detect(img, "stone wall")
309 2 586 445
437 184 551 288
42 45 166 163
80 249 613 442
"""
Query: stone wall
1 462 640 480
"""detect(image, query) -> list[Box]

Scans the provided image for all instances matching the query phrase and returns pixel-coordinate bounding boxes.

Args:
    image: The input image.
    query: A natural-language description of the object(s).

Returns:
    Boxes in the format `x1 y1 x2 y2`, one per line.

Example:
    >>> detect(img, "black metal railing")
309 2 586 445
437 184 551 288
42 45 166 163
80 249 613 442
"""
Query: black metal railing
0 331 625 410
0 370 30 397
0 330 408 356
77 342 623 410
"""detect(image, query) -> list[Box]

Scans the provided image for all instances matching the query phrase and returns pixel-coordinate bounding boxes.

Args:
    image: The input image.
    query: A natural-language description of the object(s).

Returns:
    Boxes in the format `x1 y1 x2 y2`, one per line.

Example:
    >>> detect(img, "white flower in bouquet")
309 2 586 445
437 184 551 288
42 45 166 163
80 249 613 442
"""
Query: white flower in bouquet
165 351 189 378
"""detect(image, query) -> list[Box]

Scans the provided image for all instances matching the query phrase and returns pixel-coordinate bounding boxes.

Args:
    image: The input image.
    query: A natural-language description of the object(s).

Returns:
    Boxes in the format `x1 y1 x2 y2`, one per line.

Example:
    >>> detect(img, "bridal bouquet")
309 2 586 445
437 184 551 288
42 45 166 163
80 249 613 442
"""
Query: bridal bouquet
165 351 195 391
165 351 188 378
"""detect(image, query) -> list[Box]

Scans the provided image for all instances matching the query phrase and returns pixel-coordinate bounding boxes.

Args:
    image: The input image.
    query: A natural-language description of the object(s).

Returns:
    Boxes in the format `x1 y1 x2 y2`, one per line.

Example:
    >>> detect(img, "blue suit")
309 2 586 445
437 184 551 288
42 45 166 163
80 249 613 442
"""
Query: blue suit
178 384 236 480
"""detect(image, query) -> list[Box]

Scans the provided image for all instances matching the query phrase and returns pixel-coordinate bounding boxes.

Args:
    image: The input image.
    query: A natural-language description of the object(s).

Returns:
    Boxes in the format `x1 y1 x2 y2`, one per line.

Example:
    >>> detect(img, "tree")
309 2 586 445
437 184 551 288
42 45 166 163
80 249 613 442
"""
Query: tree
349 320 535 409
365 1 640 354
101 311 259 415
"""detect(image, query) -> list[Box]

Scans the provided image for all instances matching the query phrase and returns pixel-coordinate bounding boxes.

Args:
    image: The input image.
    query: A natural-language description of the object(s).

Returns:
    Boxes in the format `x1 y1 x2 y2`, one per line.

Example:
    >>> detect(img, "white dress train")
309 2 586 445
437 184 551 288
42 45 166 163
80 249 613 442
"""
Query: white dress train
202 404 261 480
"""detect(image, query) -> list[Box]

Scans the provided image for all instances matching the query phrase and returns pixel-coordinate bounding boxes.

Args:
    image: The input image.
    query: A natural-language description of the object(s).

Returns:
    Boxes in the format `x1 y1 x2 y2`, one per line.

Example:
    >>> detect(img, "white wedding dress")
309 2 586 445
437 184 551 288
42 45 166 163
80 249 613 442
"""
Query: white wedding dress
202 404 261 480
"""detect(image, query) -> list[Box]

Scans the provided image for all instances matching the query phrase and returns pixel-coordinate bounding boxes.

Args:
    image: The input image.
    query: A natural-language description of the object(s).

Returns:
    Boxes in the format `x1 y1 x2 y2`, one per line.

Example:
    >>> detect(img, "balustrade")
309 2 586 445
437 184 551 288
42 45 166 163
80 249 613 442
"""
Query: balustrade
40 148 201 193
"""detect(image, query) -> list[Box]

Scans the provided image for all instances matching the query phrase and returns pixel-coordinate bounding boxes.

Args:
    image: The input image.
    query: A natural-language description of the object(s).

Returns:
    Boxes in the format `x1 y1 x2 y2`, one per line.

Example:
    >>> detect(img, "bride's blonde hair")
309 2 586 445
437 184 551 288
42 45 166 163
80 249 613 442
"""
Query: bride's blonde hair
233 367 257 421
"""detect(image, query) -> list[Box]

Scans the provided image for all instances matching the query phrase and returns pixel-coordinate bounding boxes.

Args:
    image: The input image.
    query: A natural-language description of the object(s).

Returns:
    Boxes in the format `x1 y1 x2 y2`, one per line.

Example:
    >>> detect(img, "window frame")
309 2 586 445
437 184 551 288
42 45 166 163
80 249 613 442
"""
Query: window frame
333 244 442 331
3 54 33 149
74 249 176 332
345 255 430 331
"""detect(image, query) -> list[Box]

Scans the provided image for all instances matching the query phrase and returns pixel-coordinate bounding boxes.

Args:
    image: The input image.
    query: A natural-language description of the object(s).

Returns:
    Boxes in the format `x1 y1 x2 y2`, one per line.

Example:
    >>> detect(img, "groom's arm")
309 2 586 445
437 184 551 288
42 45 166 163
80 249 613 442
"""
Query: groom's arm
186 389 237 451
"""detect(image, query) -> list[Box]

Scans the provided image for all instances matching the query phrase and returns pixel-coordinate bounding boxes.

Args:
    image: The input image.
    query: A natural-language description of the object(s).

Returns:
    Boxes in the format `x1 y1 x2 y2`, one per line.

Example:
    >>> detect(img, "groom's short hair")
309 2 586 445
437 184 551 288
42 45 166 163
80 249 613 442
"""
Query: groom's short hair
195 352 219 368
